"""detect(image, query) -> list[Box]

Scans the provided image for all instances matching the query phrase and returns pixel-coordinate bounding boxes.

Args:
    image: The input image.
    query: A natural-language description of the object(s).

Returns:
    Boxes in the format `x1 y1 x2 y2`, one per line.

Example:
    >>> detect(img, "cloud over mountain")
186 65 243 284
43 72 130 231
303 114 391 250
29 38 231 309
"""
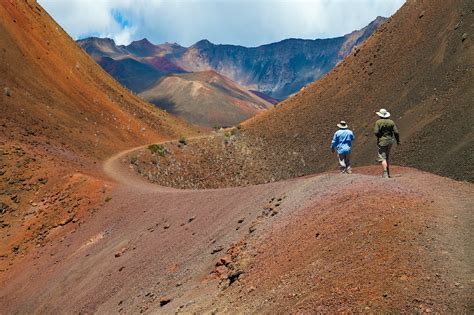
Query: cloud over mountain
39 0 404 46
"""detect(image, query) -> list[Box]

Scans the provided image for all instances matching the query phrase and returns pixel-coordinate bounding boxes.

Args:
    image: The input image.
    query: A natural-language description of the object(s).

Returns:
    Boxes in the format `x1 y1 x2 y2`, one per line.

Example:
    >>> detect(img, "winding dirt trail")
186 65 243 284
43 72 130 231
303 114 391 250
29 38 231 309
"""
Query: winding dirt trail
0 139 472 313
103 135 211 192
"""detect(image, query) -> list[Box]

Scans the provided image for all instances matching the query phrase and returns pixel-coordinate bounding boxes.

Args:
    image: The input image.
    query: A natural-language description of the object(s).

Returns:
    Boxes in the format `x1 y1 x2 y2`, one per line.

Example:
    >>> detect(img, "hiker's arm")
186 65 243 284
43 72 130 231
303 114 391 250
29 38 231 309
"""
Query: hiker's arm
394 124 400 144
330 133 337 152
374 123 380 137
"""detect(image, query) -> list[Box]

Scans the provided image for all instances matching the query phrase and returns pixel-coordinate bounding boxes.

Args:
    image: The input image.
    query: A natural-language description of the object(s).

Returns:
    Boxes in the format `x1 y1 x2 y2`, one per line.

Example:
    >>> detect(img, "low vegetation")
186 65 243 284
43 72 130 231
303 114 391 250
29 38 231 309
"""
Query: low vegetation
148 144 168 157
178 135 187 145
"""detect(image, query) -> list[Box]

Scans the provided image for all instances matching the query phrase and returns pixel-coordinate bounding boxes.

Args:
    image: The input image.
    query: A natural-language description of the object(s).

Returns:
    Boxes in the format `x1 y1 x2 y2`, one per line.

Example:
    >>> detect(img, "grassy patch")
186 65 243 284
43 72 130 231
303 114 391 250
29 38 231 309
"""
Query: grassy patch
148 144 167 157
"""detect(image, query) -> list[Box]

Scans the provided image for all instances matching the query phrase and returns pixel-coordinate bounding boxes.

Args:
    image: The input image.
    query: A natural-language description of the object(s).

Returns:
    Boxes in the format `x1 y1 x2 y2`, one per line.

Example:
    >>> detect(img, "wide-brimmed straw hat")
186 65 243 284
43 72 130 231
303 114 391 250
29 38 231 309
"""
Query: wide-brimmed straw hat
337 121 348 129
376 108 391 118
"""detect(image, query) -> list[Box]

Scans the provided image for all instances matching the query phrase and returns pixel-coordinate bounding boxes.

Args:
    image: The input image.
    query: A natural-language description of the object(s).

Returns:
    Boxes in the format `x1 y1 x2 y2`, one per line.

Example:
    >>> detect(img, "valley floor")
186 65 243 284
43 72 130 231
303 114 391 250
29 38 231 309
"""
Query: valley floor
0 140 472 313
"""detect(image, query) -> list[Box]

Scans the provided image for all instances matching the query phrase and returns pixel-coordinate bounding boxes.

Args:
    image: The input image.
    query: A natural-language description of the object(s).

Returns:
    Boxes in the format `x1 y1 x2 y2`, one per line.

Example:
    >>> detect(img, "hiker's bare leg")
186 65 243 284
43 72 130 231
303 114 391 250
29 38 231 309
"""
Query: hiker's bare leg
382 158 390 178
338 154 346 173
345 154 352 174
382 159 388 172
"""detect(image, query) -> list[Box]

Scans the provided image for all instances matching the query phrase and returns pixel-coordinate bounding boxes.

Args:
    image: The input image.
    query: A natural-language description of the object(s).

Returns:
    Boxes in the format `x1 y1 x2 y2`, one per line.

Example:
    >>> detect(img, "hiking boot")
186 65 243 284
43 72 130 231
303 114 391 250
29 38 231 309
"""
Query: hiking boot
382 171 389 178
346 168 352 174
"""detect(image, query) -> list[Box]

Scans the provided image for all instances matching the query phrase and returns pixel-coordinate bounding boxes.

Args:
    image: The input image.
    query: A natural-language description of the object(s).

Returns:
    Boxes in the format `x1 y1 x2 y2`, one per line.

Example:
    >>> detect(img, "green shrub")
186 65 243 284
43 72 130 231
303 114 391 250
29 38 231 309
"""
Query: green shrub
148 144 167 157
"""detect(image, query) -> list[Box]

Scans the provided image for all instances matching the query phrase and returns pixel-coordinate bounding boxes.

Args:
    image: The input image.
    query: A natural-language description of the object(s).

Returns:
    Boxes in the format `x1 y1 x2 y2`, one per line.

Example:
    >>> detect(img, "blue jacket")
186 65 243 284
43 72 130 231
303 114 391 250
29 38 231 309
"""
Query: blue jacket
331 129 355 154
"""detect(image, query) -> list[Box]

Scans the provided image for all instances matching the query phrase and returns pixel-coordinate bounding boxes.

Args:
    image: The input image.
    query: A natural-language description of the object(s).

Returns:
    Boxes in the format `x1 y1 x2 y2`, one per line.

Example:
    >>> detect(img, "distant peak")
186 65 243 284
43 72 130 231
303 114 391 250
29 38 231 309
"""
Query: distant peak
78 37 116 45
162 42 183 48
129 38 154 47
192 39 214 48
373 16 388 23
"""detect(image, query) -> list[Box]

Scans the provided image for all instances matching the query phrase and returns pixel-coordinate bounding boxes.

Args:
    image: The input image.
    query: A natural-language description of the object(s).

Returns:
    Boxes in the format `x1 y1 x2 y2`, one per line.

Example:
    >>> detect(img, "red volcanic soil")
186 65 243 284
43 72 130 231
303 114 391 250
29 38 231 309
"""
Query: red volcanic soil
0 1 196 159
0 0 472 313
0 0 198 283
0 148 472 313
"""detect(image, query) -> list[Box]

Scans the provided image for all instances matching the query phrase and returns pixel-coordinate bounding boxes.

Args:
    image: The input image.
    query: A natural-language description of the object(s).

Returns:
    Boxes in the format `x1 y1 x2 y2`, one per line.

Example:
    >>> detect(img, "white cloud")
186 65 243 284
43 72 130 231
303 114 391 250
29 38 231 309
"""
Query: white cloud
111 26 136 45
39 0 405 47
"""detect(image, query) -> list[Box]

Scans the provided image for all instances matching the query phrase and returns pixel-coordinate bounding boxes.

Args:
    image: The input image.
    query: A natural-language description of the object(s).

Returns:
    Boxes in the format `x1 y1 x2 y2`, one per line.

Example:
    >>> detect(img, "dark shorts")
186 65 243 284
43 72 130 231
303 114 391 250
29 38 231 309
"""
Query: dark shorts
377 144 392 162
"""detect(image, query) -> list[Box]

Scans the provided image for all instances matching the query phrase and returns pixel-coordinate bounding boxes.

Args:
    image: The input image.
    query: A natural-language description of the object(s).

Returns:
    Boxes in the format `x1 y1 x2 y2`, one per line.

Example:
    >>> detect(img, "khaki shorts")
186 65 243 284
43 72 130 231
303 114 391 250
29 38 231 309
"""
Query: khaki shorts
377 144 392 162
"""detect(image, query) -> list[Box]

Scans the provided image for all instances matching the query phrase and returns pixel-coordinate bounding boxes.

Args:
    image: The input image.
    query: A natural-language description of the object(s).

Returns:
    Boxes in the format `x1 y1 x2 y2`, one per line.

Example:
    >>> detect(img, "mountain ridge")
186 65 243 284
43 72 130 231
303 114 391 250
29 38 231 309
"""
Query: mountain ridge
77 16 387 100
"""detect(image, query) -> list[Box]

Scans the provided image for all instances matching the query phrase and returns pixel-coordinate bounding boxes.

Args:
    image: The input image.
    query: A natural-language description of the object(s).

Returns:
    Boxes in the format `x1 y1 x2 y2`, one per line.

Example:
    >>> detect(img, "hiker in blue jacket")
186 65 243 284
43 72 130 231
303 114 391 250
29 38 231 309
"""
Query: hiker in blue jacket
330 121 355 174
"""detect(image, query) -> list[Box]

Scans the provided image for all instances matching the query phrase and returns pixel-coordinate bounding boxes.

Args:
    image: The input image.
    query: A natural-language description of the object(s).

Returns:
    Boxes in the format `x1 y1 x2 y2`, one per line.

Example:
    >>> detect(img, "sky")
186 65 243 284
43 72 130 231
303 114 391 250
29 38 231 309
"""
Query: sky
39 0 405 47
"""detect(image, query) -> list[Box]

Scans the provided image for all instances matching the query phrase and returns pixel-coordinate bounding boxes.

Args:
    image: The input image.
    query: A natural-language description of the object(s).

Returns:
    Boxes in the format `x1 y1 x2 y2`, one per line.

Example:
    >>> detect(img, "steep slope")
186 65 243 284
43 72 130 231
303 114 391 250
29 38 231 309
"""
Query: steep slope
139 70 273 127
0 2 195 159
123 0 473 189
0 0 197 276
239 0 473 182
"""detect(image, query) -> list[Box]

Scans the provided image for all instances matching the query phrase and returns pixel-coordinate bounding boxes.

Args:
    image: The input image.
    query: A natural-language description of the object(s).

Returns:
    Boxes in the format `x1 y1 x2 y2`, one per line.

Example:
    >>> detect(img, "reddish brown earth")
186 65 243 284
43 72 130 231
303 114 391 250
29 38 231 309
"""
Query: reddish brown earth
0 144 472 312
0 1 196 159
0 0 472 313
0 0 198 280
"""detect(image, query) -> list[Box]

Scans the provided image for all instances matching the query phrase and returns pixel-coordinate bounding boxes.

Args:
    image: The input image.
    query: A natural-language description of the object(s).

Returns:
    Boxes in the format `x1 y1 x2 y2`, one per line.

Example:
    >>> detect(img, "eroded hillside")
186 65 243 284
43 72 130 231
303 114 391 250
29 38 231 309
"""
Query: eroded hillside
131 0 473 188
0 0 198 275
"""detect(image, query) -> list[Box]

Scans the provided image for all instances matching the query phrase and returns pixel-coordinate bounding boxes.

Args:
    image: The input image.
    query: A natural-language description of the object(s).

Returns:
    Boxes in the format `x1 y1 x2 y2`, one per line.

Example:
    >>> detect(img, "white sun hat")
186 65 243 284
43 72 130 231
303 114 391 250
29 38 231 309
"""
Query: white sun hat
337 121 348 129
376 108 391 118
